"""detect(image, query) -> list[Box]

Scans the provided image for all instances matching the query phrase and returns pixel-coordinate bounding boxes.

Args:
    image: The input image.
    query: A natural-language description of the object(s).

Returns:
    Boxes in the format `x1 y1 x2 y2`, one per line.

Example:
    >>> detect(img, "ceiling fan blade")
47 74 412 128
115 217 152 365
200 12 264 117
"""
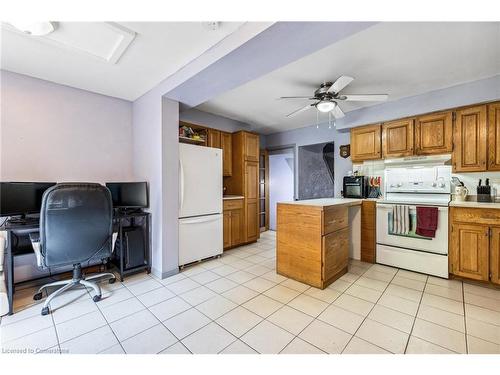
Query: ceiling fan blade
332 103 345 118
278 96 314 100
341 94 388 102
327 75 354 94
286 104 314 118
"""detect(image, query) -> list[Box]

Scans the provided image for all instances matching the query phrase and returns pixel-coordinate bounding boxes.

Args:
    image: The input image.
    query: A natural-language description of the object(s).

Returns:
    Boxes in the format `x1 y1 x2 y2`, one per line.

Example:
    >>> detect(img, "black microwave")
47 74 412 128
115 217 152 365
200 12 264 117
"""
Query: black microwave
343 176 369 198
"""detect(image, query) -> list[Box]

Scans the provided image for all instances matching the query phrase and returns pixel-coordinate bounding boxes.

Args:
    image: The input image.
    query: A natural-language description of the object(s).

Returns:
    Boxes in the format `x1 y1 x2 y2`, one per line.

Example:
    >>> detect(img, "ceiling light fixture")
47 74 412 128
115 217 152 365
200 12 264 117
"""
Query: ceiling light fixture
9 21 56 36
316 100 336 113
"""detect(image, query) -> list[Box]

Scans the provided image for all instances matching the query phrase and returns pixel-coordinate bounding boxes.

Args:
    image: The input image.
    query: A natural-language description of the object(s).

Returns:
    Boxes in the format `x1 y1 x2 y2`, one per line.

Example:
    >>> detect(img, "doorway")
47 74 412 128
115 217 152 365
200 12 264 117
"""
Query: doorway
268 147 295 231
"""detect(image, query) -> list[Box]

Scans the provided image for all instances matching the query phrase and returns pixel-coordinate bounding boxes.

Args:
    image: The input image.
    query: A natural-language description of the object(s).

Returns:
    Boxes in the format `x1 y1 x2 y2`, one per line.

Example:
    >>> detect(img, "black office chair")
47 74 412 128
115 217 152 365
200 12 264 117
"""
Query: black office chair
30 183 116 315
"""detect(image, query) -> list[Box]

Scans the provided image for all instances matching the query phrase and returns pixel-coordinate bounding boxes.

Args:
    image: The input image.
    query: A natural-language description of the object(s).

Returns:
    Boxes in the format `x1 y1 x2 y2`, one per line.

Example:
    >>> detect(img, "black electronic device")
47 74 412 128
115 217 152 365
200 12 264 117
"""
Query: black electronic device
106 182 149 209
0 182 56 218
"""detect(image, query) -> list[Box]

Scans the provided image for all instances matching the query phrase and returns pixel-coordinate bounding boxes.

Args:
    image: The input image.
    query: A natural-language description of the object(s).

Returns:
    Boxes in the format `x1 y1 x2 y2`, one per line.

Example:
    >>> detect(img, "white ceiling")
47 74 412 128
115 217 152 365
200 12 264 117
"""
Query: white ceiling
0 22 245 100
197 22 500 134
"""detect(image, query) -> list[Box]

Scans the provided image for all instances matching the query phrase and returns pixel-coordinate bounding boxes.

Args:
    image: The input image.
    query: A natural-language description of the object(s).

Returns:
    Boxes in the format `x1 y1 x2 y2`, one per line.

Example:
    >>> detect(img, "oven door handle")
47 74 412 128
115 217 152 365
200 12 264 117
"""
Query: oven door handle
376 203 448 211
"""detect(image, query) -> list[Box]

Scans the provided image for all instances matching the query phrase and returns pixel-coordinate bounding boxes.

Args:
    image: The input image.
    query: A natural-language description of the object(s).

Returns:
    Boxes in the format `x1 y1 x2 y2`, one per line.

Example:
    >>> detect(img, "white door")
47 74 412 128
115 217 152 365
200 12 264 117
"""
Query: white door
179 214 223 266
269 148 295 231
179 143 222 218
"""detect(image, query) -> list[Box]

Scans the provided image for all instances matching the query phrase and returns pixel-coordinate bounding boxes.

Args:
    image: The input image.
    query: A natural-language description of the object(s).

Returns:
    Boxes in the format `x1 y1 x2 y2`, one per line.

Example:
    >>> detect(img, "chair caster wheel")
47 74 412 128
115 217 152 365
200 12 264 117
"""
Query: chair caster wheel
109 278 116 284
41 307 50 316
93 295 102 302
33 292 43 301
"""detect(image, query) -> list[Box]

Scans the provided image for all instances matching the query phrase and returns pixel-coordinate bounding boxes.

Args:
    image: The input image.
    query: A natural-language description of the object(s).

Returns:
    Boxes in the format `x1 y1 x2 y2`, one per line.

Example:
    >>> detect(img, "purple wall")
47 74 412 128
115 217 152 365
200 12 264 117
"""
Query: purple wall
1 70 133 182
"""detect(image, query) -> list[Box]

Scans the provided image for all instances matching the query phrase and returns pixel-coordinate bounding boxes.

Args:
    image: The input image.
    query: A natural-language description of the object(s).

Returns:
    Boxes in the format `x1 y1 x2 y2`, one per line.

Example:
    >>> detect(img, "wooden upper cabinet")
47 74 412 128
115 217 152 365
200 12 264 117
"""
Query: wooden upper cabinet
415 111 453 155
450 223 490 281
488 102 500 171
490 227 500 285
243 132 260 161
453 105 487 172
207 129 221 148
382 118 414 158
221 131 232 176
350 124 382 162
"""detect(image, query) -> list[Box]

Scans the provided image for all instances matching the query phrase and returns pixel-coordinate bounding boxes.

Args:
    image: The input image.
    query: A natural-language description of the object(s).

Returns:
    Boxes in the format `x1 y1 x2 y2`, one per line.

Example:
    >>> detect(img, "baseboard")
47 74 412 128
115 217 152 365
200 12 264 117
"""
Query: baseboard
151 267 178 280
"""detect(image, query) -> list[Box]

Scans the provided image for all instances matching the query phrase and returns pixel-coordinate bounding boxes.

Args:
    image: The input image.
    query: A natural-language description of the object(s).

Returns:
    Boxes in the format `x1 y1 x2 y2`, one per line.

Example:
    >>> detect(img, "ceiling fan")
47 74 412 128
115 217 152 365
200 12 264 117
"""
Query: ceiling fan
280 76 388 118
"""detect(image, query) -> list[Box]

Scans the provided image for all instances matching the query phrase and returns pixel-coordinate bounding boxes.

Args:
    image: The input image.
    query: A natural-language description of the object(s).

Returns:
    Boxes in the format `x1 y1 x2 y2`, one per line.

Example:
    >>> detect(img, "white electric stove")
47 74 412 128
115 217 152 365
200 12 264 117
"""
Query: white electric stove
376 164 452 278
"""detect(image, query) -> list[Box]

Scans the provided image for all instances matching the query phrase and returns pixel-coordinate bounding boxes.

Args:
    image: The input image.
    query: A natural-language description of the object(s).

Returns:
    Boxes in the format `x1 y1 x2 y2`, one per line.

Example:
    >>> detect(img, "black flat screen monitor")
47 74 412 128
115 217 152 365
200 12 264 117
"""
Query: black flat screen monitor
106 182 149 208
0 182 56 217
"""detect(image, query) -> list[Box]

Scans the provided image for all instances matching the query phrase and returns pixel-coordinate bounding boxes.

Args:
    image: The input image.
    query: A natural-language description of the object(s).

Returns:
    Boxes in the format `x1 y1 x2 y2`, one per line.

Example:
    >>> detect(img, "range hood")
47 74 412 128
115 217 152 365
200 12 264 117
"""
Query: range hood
384 154 451 167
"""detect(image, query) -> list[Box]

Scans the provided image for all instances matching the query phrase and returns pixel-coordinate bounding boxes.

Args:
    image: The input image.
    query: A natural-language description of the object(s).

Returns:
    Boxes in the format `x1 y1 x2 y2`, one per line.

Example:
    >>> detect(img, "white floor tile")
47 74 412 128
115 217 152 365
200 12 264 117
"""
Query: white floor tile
281 337 325 354
148 296 191 321
60 325 118 354
405 336 455 354
268 305 314 335
333 294 374 317
99 297 144 323
427 276 462 290
465 304 500 326
0 312 53 343
378 293 419 316
160 341 191 354
1 326 58 353
368 305 414 334
385 284 422 302
216 306 263 337
220 339 258 354
318 305 365 334
396 269 428 282
421 293 464 315
121 324 177 354
391 275 426 292
465 292 500 312
165 278 200 295
225 270 256 284
463 283 500 300
243 277 276 293
299 319 352 354
164 308 211 339
466 317 500 345
159 273 186 285
221 285 259 305
342 336 390 354
345 284 382 303
467 335 500 354
211 264 238 277
245 264 271 276
188 270 221 284
353 276 389 292
264 284 301 304
196 295 237 319
356 319 409 354
95 287 134 309
288 294 328 317
412 318 466 353
126 278 163 296
109 309 159 341
363 269 395 283
328 279 353 293
242 295 284 318
241 320 294 354
179 286 217 306
136 287 175 307
99 343 125 354
56 310 107 343
417 304 465 332
181 322 236 354
304 287 341 304
205 277 238 293
280 278 310 292
424 283 463 302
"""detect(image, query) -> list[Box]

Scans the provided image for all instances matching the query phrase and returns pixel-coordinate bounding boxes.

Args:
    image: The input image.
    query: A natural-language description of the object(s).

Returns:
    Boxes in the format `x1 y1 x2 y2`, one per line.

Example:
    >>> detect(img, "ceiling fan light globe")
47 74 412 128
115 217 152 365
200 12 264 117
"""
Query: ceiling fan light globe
316 100 335 113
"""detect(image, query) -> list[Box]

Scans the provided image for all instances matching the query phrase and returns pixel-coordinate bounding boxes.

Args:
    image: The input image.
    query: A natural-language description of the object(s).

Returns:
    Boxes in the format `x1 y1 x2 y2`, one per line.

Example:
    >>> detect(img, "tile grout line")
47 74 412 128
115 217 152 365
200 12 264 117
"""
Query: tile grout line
462 280 468 354
403 274 428 354
340 266 400 354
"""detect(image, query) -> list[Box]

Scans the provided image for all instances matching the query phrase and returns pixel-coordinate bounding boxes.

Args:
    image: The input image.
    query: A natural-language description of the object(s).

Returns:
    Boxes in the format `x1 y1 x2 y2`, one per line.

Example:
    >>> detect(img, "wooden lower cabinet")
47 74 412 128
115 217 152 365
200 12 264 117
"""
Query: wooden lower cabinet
449 207 500 285
361 200 376 263
277 203 349 289
450 223 489 281
490 227 500 285
223 199 244 249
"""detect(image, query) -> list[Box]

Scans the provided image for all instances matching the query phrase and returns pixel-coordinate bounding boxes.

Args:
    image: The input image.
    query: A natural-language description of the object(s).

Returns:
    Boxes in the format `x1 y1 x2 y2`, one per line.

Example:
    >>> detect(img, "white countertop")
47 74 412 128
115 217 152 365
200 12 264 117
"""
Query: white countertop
223 195 244 200
449 200 500 209
278 198 363 207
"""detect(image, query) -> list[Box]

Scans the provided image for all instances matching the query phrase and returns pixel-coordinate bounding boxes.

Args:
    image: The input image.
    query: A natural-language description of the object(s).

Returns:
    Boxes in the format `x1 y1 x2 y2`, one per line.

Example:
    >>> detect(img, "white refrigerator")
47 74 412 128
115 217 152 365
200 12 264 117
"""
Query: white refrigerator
178 143 223 266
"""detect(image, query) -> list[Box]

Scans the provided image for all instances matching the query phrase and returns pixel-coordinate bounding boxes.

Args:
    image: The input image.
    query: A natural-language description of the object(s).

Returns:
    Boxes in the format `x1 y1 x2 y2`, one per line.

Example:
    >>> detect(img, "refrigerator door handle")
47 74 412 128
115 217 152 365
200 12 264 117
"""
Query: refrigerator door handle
180 215 221 225
179 160 185 211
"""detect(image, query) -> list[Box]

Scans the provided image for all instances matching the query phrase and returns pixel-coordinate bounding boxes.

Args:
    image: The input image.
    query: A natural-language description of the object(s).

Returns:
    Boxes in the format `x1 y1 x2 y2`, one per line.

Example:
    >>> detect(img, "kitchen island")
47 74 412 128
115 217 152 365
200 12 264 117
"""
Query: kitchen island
276 198 363 289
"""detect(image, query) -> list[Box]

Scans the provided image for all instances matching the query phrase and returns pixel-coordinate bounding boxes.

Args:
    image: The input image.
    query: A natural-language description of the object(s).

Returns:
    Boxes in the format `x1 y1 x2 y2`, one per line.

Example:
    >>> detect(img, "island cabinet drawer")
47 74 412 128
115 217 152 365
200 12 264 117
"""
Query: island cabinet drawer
223 199 244 210
451 207 500 225
322 207 348 235
322 227 349 281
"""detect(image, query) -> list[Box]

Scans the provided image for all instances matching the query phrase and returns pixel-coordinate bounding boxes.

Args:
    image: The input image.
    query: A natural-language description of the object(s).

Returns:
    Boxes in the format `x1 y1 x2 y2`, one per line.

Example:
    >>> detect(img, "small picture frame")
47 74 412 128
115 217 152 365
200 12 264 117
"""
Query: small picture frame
340 144 350 158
